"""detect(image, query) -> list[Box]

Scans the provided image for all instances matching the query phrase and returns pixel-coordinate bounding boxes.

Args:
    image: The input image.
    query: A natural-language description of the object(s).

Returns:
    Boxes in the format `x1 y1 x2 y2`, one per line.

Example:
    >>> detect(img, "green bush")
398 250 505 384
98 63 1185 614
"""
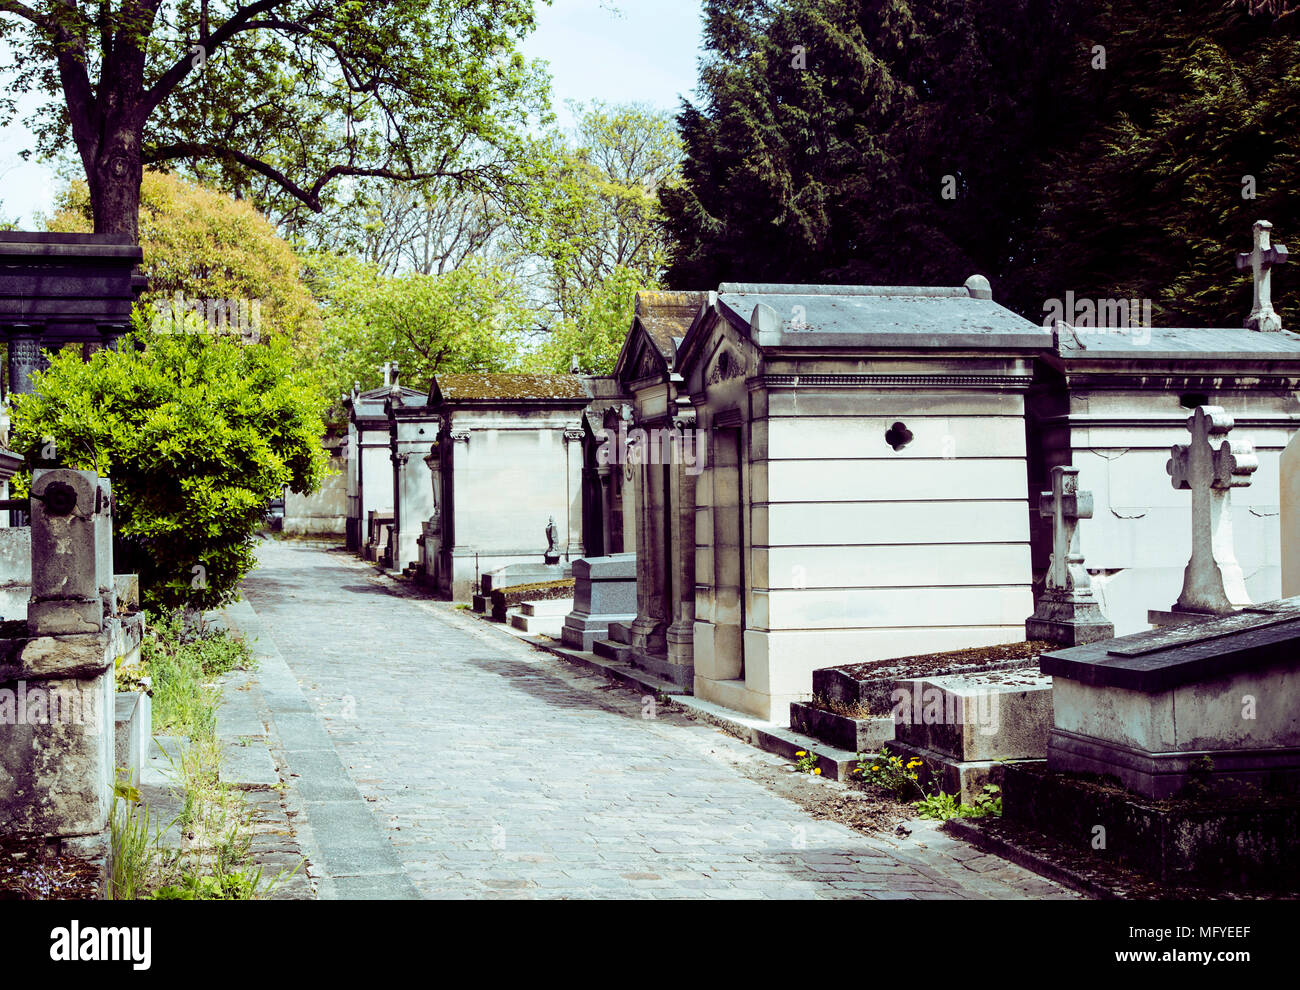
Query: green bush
10 316 329 609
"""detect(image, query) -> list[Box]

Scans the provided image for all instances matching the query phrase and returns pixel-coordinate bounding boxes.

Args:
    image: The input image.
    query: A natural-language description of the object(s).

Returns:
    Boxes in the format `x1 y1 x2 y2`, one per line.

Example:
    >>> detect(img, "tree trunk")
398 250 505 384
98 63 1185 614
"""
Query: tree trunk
88 130 144 243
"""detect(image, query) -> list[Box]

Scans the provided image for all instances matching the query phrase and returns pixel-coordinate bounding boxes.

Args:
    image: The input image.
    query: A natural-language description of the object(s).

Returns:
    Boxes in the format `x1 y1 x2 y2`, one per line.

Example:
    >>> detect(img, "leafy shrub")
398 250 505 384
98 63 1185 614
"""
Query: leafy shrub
10 319 329 609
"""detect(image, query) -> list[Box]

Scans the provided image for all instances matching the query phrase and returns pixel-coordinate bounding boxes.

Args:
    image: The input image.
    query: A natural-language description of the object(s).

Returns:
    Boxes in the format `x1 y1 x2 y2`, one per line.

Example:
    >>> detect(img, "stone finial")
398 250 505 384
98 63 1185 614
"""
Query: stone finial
964 274 993 300
1165 406 1258 615
1236 220 1288 332
1026 466 1113 645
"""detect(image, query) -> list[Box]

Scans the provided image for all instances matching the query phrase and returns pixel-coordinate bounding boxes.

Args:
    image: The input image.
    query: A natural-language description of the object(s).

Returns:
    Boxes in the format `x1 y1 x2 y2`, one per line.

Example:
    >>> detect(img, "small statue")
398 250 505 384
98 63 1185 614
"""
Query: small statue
544 515 559 564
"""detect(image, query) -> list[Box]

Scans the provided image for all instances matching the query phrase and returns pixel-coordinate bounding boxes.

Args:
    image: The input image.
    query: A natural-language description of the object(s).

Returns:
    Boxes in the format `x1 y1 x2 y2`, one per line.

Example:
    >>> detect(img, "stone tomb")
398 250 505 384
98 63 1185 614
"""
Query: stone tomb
674 278 1046 721
415 373 591 600
342 370 424 552
1040 598 1300 799
561 552 638 652
598 291 708 689
1028 225 1300 635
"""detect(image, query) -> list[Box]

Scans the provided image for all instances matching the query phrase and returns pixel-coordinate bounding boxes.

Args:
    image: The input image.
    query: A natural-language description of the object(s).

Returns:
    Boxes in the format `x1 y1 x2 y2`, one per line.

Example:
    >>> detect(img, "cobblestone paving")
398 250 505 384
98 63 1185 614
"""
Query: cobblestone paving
242 540 1080 900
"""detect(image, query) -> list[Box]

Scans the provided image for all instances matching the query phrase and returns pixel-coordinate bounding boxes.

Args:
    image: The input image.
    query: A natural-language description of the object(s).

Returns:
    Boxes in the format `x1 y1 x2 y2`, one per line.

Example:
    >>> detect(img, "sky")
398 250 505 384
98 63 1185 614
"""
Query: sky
0 0 706 227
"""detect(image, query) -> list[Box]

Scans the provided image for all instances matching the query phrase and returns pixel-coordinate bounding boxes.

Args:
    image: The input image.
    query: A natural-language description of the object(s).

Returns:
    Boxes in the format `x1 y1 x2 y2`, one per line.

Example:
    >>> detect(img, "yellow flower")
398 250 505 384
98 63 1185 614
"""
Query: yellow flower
813 768 822 775
871 765 880 771
795 751 806 757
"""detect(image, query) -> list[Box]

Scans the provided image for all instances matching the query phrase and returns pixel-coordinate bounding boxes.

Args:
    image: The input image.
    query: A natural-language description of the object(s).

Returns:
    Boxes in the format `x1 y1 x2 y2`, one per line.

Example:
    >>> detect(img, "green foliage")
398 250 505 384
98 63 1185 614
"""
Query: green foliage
662 0 1087 299
140 609 254 736
522 104 680 323
0 1 549 236
523 265 648 374
150 870 264 901
793 749 823 775
1025 0 1300 326
8 321 329 610
914 785 1002 821
46 171 322 356
109 790 156 901
854 746 929 800
308 253 532 403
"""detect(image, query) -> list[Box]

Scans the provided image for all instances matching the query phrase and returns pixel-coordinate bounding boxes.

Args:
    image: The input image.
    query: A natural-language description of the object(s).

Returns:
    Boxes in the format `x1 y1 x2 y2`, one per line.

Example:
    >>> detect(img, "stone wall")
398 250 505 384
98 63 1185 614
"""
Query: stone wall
283 453 348 536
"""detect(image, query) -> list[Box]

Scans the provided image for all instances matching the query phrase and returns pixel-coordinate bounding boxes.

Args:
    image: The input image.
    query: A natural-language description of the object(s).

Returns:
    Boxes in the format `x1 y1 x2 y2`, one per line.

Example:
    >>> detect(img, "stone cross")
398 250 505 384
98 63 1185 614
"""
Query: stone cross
381 361 393 386
1167 405 1258 614
1026 465 1112 644
1040 466 1094 595
1236 220 1288 332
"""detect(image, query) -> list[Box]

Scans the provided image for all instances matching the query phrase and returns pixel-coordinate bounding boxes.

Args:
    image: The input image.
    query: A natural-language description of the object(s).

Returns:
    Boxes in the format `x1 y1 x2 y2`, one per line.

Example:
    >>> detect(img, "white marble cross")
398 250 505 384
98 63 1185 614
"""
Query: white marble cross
1040 466 1094 595
1166 405 1258 613
1236 220 1288 332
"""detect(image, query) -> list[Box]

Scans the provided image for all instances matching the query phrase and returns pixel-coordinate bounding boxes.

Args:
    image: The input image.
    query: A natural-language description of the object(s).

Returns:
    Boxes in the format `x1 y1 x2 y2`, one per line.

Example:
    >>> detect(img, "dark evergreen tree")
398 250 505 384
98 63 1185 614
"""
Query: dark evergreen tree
664 0 1300 329
661 0 1092 308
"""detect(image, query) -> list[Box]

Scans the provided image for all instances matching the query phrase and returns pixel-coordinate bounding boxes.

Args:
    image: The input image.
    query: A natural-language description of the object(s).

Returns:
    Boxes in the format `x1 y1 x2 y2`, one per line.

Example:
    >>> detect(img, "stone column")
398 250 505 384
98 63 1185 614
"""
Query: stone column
665 430 698 682
5 323 45 395
630 450 668 655
597 463 614 557
0 468 143 877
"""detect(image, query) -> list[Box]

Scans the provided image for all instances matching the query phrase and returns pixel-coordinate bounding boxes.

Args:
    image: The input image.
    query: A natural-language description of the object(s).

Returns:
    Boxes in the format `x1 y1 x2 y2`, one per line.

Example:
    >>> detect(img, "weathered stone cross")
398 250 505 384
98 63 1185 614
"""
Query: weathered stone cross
1167 405 1258 614
1236 220 1288 332
1040 466 1094 595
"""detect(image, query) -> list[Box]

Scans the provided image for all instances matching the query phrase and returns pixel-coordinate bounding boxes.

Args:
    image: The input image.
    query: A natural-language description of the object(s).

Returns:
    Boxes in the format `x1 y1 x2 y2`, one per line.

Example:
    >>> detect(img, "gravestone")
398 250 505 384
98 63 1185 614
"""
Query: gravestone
0 468 145 875
1148 405 1258 626
1025 466 1113 645
561 553 638 652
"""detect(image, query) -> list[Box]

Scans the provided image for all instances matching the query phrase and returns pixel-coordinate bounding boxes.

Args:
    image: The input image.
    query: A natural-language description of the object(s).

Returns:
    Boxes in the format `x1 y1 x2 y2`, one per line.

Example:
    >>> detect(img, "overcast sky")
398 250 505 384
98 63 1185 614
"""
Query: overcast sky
0 0 705 227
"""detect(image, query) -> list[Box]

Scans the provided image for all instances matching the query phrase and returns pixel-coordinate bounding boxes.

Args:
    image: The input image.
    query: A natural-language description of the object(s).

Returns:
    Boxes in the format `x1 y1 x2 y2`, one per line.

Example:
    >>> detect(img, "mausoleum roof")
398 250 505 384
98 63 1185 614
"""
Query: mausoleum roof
1053 325 1300 361
710 283 1049 349
430 373 590 403
634 291 708 360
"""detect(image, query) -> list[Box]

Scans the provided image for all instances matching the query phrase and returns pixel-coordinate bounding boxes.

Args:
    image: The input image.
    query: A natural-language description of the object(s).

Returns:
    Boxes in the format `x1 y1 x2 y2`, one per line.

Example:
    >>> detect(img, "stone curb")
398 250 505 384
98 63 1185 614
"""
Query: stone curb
216 596 418 900
941 818 1111 899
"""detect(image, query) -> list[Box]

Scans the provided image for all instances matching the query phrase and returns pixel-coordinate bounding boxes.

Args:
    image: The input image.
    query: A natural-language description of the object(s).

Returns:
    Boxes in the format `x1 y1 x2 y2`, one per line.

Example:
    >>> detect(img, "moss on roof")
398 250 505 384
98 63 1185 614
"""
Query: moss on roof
634 291 707 359
433 373 589 401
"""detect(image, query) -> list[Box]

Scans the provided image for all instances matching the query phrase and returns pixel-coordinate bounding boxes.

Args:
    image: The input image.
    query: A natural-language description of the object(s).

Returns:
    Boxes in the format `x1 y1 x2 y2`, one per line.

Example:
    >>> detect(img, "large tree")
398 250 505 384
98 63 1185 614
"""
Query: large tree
1022 0 1300 326
47 169 321 351
0 1 547 242
660 0 1092 305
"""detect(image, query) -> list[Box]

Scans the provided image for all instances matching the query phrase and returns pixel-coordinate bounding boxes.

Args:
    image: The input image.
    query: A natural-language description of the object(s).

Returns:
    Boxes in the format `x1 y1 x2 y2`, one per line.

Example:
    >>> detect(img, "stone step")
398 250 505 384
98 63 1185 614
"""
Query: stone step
671 695 863 781
593 638 635 663
219 738 281 790
607 621 633 645
520 598 574 617
789 701 894 753
507 609 564 637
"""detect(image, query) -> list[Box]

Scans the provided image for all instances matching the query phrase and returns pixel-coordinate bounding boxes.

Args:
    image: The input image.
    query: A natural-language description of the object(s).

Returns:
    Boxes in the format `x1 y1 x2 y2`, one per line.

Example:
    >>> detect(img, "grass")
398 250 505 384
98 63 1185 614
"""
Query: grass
110 608 297 900
808 693 874 719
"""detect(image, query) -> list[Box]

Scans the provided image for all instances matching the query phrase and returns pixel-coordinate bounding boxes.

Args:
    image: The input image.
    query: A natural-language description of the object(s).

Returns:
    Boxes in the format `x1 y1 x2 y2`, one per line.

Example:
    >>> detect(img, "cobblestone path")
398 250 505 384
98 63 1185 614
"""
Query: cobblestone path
240 540 1079 900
